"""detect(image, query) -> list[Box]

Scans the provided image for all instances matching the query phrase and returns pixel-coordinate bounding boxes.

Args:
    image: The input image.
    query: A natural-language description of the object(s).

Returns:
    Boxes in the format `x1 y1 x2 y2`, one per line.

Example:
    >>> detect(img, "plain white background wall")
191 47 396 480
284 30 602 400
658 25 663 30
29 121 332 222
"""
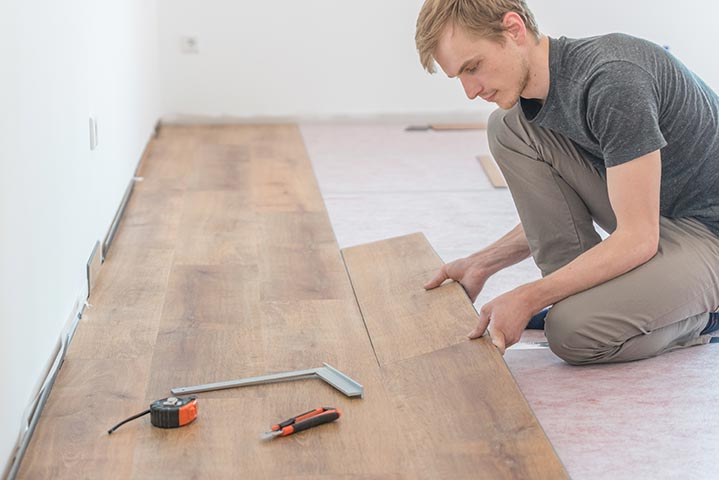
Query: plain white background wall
157 0 469 119
157 0 719 120
0 0 161 474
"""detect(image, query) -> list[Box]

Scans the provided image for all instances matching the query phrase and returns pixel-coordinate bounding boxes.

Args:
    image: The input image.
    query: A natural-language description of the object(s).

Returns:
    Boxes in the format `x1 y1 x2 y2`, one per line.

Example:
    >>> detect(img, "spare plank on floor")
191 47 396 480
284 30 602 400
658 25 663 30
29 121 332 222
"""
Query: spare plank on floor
478 154 508 188
430 122 487 130
342 232 568 479
405 122 488 132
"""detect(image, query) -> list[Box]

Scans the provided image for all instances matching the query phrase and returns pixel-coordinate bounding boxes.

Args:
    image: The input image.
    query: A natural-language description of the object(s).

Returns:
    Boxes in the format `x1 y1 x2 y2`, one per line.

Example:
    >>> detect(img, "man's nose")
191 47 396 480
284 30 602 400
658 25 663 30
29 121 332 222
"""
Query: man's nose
460 77 482 100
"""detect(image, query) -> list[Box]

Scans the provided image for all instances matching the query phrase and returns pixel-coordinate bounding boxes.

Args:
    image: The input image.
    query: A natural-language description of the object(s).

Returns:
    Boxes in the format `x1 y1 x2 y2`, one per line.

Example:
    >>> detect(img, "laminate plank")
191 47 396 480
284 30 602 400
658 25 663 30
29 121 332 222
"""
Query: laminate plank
173 191 257 266
341 232 475 366
342 233 568 478
135 134 196 191
18 358 151 479
109 185 184 251
258 243 351 302
257 212 355 301
247 127 326 213
159 264 260 330
430 122 487 130
143 274 377 402
381 341 568 479
478 154 507 188
67 248 174 361
189 143 251 191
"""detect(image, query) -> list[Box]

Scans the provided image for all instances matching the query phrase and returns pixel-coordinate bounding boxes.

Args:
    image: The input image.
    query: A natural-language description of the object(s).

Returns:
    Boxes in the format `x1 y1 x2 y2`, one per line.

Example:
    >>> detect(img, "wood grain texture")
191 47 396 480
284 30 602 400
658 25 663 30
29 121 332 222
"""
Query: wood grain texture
343 233 568 479
19 124 403 479
381 341 567 479
173 191 257 266
18 358 151 479
18 124 564 479
341 232 475 366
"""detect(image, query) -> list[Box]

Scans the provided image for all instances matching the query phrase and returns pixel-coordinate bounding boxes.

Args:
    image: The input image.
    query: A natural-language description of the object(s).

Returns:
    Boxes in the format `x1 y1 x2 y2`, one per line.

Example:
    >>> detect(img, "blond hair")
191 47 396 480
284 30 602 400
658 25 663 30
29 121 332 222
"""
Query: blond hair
415 0 540 73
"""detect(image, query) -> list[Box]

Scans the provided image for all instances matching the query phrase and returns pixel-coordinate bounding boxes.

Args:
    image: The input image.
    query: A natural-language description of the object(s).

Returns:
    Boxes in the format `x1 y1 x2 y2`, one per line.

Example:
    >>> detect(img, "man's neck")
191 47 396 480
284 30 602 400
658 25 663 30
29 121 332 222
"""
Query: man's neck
521 35 551 102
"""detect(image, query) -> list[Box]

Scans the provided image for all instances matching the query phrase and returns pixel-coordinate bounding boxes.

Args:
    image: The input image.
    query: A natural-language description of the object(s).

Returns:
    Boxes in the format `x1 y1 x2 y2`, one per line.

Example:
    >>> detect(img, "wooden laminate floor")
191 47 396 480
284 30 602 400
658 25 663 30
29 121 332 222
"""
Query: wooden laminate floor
18 125 567 479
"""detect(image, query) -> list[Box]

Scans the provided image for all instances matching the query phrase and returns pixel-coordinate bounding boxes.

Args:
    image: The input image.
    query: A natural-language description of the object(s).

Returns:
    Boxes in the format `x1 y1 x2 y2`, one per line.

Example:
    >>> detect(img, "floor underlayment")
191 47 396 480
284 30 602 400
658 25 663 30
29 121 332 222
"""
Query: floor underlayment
301 122 719 480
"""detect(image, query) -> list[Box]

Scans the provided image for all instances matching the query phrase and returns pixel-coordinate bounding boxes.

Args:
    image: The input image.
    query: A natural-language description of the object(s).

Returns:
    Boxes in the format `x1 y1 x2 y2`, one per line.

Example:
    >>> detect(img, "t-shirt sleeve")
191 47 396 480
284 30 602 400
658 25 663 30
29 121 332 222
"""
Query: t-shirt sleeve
586 61 667 167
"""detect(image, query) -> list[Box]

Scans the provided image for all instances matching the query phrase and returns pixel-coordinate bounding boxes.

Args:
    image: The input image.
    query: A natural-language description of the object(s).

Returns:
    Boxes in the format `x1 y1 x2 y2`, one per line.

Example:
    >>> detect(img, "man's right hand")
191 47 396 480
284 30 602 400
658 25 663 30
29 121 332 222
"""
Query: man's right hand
423 257 491 303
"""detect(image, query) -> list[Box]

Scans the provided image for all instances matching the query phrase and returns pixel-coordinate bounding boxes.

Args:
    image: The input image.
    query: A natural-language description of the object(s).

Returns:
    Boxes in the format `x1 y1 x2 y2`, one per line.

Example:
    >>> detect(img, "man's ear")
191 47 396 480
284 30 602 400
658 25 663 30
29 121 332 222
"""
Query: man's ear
502 12 527 43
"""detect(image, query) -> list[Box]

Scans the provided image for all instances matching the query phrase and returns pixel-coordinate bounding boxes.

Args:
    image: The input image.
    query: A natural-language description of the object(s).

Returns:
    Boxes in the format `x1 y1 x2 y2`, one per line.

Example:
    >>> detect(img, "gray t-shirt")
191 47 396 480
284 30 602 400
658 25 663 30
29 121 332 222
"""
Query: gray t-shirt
520 33 719 237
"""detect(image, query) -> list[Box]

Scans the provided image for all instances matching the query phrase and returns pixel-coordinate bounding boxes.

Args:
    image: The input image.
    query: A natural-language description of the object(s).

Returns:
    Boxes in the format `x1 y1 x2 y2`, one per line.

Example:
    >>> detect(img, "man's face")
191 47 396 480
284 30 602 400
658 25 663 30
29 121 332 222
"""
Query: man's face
434 24 530 110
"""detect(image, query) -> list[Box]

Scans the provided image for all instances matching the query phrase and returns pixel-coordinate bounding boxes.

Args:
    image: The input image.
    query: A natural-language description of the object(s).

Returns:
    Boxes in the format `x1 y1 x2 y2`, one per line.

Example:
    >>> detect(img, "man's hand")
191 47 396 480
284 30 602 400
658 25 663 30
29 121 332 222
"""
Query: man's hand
468 287 536 354
424 224 532 302
424 256 491 302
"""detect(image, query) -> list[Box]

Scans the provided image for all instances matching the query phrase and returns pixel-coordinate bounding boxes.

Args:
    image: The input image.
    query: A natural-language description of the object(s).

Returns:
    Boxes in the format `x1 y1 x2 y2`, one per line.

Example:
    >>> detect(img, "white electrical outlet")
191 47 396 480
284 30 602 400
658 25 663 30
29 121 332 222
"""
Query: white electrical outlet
181 36 199 54
89 117 98 150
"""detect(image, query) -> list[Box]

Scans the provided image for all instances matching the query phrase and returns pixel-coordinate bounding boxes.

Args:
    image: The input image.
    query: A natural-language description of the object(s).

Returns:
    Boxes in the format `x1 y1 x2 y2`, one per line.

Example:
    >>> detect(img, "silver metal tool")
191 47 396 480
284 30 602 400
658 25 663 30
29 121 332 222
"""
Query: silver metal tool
171 363 364 398
508 341 550 350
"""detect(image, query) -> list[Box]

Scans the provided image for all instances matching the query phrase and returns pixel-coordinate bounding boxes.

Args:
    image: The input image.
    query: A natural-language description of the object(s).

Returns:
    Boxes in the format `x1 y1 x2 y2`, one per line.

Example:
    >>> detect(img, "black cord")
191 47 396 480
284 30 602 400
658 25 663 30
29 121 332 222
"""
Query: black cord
108 409 151 434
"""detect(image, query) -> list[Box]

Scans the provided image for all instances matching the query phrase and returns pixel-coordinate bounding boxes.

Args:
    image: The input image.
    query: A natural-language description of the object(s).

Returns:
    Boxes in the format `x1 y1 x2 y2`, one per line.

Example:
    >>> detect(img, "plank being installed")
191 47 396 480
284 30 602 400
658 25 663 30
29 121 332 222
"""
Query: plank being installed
342 232 474 366
18 124 565 479
342 233 568 478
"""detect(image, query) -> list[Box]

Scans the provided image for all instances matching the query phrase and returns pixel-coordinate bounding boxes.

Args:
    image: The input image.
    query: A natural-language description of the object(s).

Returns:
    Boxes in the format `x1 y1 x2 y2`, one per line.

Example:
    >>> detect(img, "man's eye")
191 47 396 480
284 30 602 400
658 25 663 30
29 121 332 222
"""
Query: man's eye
465 65 479 74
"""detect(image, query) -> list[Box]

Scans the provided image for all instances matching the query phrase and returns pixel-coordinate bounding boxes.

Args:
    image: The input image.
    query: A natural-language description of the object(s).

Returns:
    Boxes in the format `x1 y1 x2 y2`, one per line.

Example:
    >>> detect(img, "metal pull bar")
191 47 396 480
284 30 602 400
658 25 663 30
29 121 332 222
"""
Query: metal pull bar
171 363 363 398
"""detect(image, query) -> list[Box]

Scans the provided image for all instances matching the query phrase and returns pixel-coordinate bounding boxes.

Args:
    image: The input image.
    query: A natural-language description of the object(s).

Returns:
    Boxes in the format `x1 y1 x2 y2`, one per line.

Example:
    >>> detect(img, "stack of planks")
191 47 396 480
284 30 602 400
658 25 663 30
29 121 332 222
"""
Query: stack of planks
18 125 567 479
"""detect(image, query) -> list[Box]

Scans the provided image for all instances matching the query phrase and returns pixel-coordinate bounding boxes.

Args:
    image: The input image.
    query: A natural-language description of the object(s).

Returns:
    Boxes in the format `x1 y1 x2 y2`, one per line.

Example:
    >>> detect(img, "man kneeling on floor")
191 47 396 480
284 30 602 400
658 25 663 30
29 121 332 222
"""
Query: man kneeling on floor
417 0 719 364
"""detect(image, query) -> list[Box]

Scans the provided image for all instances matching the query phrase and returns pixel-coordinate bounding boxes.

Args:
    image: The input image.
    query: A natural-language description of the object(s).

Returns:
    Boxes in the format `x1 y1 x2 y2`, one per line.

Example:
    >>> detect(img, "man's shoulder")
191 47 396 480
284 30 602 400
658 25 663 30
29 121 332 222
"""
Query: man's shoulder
554 33 666 82
561 33 660 58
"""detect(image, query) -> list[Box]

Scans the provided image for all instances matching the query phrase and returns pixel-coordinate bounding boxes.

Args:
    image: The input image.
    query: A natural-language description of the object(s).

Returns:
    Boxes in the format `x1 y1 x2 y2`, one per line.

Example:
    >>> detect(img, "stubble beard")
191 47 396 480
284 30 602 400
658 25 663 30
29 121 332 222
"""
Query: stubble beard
497 56 531 110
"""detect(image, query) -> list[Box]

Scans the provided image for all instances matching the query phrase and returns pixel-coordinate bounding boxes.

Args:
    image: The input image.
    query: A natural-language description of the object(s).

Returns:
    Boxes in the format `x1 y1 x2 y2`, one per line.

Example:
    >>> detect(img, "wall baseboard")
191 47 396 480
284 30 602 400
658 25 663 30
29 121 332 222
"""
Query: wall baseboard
3 282 87 480
2 124 158 480
160 109 495 126
86 241 102 299
102 178 135 261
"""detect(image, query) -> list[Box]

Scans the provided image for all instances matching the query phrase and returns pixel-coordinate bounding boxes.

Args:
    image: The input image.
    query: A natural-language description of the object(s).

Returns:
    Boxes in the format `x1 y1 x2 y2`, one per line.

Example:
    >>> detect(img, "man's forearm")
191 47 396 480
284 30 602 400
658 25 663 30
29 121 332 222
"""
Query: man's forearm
521 228 657 312
469 223 532 276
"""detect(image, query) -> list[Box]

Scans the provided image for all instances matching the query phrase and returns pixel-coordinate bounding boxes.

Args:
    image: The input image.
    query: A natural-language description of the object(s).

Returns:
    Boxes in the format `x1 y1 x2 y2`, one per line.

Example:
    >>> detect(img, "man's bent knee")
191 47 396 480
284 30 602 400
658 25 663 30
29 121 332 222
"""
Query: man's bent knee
487 105 529 165
544 304 614 366
487 107 509 138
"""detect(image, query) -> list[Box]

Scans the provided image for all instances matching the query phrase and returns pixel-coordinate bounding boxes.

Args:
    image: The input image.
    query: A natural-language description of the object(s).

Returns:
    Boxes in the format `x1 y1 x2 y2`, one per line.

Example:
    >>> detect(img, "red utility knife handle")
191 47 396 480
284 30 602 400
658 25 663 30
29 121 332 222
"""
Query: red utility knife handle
273 408 341 437
271 407 324 431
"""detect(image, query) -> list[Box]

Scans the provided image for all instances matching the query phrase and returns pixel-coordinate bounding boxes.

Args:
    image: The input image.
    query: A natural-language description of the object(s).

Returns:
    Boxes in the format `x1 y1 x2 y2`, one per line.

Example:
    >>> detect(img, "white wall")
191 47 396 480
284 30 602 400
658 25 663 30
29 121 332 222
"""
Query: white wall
157 0 477 119
157 0 719 120
532 0 719 90
0 0 161 474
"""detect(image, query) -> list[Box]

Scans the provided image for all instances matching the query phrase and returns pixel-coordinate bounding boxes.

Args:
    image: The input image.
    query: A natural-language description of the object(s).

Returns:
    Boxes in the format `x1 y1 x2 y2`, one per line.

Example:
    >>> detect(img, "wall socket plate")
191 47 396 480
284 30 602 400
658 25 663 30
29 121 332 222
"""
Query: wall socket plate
181 36 199 54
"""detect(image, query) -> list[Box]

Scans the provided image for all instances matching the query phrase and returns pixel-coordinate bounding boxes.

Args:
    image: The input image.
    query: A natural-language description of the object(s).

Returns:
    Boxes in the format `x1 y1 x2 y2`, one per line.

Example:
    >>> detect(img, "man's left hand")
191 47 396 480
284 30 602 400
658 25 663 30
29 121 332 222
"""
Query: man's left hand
468 287 536 354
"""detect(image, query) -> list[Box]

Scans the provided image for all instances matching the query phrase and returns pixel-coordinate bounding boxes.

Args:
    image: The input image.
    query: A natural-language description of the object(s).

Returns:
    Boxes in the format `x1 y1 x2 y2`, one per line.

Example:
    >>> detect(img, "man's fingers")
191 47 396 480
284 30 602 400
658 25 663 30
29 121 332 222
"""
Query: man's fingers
424 268 449 290
491 329 507 355
467 310 490 339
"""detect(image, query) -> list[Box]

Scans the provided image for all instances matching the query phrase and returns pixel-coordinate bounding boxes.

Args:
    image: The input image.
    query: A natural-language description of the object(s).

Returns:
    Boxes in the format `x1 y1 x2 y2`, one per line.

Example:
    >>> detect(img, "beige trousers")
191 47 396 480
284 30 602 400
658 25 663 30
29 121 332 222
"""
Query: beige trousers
488 105 719 365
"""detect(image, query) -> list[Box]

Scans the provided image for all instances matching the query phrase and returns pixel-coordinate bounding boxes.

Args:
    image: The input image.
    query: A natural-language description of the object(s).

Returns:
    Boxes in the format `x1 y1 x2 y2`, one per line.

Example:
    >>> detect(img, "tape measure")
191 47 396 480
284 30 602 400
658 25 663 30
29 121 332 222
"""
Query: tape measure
108 396 198 434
